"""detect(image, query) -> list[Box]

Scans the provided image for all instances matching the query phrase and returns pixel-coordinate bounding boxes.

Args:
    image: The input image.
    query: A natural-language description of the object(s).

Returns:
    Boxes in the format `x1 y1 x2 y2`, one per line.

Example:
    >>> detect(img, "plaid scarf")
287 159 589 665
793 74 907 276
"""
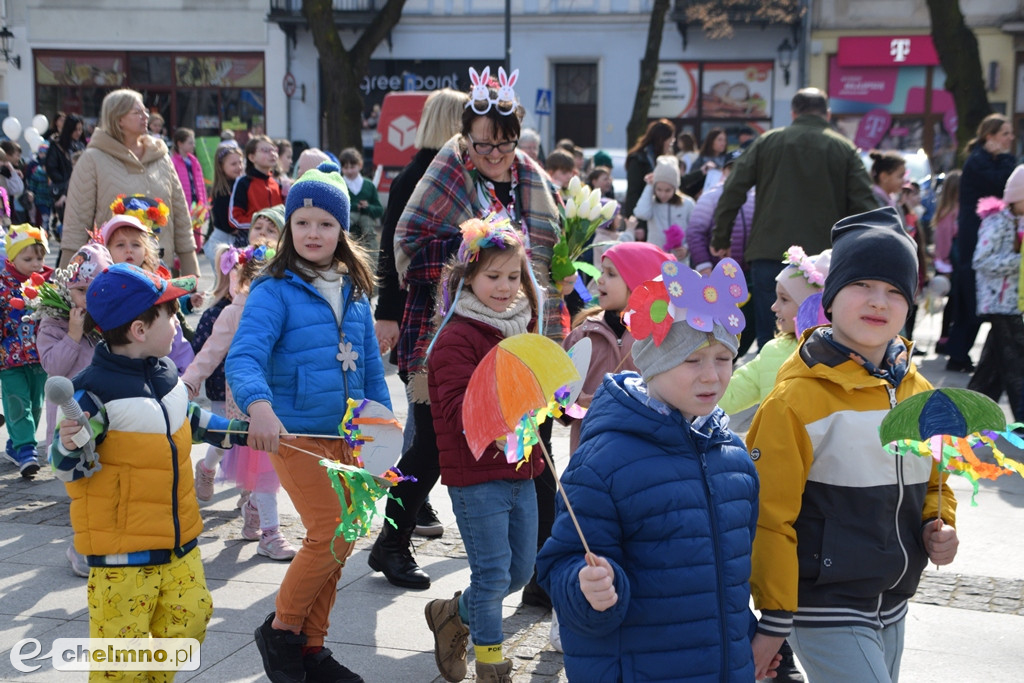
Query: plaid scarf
394 136 564 384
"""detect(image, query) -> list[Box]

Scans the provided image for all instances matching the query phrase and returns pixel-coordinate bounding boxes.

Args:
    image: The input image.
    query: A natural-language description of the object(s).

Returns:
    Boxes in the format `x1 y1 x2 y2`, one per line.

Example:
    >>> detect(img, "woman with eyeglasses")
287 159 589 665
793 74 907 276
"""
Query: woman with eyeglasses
371 67 568 600
60 89 200 276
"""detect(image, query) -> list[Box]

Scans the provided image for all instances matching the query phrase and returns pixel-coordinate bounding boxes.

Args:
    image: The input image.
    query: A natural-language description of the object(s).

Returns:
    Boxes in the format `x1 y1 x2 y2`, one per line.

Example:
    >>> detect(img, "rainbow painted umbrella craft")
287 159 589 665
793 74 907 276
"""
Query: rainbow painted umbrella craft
879 388 1024 508
463 333 581 461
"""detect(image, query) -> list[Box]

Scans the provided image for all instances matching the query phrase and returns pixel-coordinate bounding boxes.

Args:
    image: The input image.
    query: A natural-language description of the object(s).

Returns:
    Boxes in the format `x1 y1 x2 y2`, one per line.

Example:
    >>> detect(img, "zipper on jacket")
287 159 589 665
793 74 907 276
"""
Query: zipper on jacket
885 383 910 594
696 437 729 680
149 364 181 551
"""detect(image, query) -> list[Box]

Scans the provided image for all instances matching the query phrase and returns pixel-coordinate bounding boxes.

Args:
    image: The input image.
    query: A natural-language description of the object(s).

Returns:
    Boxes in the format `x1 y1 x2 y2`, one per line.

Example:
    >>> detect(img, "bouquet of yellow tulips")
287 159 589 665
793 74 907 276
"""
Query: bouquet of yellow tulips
550 176 618 282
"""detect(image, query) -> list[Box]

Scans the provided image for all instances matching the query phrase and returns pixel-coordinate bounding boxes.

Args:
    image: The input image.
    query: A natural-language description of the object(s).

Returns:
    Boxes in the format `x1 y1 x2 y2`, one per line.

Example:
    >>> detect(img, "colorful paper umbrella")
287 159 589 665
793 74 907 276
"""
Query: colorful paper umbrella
879 388 1024 508
463 333 580 459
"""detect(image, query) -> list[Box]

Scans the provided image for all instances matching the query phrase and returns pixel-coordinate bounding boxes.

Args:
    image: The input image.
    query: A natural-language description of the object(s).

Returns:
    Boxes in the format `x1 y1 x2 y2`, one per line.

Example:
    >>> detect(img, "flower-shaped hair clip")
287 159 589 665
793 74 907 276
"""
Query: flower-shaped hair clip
782 245 826 288
219 244 277 275
109 194 170 235
625 258 748 346
465 66 519 116
457 212 521 263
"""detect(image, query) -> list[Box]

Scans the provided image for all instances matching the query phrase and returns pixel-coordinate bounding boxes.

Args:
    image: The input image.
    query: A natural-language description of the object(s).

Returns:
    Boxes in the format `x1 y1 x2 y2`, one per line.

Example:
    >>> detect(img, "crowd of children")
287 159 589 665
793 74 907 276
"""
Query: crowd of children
7 77 1017 683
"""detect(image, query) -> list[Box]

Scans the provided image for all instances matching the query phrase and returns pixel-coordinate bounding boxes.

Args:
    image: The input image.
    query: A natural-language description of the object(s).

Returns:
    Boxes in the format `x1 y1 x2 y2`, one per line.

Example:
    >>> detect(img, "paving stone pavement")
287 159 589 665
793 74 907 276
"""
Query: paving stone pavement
2 261 1022 681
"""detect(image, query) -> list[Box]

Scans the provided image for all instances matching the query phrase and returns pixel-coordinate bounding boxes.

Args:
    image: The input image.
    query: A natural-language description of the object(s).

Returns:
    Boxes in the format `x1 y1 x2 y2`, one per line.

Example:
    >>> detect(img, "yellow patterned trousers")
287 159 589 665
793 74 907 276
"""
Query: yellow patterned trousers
86 547 212 682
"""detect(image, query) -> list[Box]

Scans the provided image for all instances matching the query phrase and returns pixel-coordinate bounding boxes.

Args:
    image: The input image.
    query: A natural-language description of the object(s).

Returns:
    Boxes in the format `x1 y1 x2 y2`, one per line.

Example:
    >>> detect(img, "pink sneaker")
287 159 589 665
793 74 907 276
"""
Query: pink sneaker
241 500 261 541
194 461 216 502
257 528 297 561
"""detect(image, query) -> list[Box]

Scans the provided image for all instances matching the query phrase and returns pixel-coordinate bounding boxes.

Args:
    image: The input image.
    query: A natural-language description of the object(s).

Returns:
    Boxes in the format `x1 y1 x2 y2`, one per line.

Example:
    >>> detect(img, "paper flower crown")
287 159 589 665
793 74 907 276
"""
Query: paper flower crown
110 194 170 235
219 244 277 275
782 245 826 288
457 212 522 263
465 66 519 116
624 258 748 346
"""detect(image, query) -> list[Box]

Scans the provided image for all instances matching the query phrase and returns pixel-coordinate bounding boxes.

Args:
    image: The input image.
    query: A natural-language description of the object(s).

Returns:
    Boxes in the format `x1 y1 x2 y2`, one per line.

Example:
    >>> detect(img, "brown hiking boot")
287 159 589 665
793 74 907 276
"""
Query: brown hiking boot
475 659 513 683
424 591 470 682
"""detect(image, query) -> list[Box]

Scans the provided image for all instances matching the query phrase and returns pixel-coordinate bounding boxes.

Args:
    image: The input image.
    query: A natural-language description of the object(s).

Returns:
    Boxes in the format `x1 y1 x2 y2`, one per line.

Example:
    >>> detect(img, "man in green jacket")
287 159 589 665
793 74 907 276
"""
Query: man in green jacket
711 88 875 349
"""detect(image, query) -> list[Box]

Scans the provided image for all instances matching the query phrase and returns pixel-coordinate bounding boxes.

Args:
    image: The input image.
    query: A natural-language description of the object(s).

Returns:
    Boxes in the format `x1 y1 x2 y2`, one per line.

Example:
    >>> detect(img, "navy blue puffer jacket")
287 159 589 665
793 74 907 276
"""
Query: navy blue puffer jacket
537 373 759 682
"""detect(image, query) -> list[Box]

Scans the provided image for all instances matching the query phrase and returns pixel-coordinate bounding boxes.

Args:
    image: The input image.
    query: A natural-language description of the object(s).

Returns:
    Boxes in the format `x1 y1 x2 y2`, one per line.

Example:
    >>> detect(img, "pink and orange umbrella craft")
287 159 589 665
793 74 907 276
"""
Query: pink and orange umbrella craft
463 333 594 553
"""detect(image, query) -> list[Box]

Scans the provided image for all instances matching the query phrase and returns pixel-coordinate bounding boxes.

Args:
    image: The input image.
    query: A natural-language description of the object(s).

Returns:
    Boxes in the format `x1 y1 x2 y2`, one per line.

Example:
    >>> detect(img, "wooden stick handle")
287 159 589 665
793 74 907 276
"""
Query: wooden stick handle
208 428 348 441
532 418 592 558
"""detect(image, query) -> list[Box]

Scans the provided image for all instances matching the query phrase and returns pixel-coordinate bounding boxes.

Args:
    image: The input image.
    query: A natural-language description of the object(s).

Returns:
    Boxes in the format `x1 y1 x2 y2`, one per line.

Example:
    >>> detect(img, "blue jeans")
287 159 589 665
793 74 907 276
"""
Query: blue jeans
789 617 905 683
750 259 787 351
449 479 538 646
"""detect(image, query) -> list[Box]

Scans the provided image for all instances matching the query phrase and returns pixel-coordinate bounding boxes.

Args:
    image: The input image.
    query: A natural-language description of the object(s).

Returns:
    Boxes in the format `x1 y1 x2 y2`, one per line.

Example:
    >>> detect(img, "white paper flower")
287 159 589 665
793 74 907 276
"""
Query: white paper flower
337 341 359 371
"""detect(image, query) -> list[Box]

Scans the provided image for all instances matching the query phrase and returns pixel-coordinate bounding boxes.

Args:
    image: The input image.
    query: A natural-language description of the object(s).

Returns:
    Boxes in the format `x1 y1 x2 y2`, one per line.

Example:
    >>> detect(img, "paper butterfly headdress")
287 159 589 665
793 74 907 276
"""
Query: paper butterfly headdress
624 258 748 346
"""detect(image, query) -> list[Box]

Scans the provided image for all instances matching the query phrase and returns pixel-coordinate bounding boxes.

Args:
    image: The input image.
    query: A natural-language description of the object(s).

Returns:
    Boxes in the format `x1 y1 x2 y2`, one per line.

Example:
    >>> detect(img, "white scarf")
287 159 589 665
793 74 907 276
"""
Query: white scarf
454 289 532 338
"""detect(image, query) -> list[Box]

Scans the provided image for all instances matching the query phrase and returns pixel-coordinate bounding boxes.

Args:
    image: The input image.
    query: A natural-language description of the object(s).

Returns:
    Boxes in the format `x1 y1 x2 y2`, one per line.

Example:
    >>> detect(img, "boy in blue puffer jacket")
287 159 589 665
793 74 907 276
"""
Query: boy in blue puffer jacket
538 259 778 682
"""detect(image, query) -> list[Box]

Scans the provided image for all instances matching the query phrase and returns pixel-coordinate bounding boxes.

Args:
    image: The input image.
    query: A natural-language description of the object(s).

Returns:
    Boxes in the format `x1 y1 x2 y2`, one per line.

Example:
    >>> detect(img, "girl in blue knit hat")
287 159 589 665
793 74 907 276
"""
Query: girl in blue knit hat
227 161 391 683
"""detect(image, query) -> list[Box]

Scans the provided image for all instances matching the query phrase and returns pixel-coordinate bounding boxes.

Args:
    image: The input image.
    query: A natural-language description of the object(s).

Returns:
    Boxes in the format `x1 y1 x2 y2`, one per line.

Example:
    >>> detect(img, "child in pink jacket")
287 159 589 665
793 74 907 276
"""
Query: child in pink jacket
561 242 674 452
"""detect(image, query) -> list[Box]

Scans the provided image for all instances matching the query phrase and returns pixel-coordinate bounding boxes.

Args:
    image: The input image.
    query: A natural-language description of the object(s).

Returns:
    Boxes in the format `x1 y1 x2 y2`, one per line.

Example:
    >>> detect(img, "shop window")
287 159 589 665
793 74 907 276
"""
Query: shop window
554 63 597 148
129 55 173 86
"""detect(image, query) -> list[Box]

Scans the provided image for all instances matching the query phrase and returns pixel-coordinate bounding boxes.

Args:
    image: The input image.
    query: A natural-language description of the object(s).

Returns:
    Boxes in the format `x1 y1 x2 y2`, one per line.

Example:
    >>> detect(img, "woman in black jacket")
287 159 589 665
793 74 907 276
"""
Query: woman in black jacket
623 118 675 240
44 113 84 228
944 113 1017 372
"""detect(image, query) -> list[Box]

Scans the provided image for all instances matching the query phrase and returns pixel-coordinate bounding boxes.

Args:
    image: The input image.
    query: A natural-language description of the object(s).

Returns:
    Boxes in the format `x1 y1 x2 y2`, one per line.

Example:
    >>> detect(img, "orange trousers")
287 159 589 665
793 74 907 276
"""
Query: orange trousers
268 436 356 647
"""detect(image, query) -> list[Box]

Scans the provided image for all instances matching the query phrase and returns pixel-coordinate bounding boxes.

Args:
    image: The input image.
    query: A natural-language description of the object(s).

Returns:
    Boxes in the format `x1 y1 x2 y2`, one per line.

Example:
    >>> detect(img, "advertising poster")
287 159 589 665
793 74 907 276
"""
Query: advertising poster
649 62 699 119
700 62 773 119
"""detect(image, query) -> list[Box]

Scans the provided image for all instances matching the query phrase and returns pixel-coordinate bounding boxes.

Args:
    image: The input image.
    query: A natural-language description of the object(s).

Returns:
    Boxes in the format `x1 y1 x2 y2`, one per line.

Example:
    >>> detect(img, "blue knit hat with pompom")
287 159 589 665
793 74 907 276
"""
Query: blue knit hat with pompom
285 161 351 231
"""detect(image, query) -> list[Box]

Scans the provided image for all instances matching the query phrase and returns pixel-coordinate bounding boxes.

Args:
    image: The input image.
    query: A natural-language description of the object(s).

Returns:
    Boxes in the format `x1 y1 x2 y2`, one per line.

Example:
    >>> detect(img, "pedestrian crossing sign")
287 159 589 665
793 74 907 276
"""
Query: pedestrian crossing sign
535 89 552 116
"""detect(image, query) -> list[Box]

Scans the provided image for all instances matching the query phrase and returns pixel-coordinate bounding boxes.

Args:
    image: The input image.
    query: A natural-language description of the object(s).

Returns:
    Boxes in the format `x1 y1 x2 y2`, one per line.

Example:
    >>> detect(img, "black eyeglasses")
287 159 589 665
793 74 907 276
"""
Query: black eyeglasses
467 135 518 155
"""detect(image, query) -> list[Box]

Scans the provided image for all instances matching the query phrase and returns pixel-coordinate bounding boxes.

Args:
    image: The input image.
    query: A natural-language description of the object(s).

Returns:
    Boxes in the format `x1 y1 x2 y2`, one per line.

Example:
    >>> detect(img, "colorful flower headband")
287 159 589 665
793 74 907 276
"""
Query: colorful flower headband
457 213 521 263
219 244 276 275
110 194 170 235
465 66 519 116
782 245 826 288
624 258 748 346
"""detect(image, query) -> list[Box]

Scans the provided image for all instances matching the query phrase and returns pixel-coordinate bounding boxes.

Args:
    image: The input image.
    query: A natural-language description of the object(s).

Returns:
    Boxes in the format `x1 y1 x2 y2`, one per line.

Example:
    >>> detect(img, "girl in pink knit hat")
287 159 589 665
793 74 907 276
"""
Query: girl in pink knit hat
562 241 676 453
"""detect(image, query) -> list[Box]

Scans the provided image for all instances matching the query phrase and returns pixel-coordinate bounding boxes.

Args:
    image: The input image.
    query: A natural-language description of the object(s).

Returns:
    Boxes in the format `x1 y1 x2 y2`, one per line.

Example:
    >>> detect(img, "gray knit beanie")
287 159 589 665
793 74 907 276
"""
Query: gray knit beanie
632 320 739 382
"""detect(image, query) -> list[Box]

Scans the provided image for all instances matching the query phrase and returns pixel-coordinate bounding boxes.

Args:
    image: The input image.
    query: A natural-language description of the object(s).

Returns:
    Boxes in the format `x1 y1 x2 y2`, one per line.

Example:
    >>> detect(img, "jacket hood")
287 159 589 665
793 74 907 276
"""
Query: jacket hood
578 371 734 451
776 327 916 392
87 129 169 168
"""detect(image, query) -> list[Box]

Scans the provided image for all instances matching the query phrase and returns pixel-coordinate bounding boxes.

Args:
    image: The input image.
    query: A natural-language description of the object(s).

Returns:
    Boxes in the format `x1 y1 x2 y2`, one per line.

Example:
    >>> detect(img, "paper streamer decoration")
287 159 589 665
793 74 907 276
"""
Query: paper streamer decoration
339 398 403 475
880 388 1024 506
463 333 580 460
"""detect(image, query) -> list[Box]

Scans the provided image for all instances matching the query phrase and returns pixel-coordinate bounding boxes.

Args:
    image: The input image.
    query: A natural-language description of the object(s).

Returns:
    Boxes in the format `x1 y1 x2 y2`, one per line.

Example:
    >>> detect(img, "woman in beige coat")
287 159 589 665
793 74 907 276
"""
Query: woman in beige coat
60 89 200 275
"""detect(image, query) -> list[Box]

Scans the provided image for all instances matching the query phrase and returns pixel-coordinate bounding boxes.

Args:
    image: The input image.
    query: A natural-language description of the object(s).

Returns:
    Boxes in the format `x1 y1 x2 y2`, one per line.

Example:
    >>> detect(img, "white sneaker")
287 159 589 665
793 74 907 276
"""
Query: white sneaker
549 609 563 652
66 543 89 578
194 461 216 502
257 529 297 561
241 500 261 541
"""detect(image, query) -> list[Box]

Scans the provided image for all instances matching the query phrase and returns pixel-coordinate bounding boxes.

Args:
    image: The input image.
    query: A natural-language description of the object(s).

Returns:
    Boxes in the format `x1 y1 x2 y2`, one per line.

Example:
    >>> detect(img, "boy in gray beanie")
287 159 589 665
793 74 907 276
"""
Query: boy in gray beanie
746 205 959 682
538 259 781 680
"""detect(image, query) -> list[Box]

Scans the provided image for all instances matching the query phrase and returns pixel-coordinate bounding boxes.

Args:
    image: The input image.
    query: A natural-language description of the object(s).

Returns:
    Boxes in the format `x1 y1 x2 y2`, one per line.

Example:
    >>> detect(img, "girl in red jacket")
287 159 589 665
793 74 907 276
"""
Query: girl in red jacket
424 215 541 683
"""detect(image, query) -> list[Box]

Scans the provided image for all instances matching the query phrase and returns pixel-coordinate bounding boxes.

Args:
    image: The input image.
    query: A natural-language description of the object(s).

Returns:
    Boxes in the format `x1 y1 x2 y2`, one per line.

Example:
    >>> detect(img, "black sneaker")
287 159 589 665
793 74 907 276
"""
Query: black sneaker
303 647 364 683
946 358 976 373
521 575 552 610
413 502 444 538
255 613 307 683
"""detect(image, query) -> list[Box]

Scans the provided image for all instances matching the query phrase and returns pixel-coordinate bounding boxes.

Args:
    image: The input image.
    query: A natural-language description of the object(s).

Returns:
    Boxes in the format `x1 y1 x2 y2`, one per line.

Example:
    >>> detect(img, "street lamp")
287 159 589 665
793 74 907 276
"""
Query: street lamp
777 38 794 87
0 26 20 70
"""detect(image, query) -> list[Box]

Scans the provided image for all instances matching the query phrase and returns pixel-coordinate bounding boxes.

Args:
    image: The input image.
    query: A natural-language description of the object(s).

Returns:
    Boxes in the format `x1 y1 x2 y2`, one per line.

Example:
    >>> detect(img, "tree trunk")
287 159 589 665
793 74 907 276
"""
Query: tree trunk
303 0 408 153
925 0 991 163
626 0 672 148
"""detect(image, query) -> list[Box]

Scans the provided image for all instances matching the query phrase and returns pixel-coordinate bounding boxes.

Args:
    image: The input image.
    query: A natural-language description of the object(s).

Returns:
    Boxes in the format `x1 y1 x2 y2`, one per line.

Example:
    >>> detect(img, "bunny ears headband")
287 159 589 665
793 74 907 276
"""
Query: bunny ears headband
466 66 519 116
624 258 748 346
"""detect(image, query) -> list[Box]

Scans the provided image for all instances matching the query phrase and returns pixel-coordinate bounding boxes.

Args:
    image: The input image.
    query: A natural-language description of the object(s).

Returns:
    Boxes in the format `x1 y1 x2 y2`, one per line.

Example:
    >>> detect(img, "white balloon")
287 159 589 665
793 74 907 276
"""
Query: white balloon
24 127 43 153
2 116 21 141
31 114 48 134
